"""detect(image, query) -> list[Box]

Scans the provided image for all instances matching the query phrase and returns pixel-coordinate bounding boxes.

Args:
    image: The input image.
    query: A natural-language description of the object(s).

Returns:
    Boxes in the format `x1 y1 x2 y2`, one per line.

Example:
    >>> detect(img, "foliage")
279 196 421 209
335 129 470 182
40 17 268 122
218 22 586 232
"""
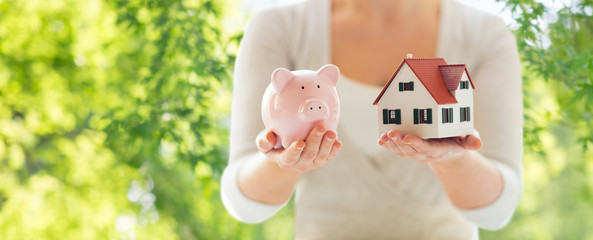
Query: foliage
480 0 593 239
0 0 279 239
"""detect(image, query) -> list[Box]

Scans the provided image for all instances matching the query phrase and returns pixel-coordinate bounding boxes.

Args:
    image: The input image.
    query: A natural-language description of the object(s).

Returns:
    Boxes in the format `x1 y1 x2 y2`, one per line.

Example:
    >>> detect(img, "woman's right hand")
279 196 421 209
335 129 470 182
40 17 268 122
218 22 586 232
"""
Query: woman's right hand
256 124 343 173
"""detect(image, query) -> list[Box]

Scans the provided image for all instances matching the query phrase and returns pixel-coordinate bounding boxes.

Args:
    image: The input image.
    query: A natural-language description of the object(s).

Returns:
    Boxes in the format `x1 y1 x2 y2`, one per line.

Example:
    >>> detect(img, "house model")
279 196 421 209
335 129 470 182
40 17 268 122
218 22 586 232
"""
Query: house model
373 54 475 139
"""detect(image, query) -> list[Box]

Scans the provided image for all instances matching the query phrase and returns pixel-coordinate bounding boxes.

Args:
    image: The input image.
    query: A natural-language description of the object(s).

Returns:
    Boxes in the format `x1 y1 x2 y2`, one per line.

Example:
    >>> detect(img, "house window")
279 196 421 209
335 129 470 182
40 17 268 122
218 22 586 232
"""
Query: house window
382 109 401 124
460 107 471 122
460 81 470 90
398 81 414 91
442 108 453 123
413 108 432 124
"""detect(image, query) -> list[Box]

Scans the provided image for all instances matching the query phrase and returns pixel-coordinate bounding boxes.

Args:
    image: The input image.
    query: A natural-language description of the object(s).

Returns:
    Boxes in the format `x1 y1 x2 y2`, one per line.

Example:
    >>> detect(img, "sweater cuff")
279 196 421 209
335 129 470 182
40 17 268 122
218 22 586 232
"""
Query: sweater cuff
459 160 521 230
221 152 288 223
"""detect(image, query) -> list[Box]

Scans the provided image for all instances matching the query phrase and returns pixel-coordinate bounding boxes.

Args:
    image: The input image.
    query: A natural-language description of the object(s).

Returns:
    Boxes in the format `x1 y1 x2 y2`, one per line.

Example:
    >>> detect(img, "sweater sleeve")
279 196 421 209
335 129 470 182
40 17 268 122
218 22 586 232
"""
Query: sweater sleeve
458 15 523 230
221 153 289 223
220 6 294 223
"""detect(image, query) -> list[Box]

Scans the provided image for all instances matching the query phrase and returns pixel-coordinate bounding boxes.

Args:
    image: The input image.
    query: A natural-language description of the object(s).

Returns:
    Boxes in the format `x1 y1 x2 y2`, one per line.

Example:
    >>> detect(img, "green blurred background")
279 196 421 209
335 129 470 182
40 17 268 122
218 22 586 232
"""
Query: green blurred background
0 0 591 239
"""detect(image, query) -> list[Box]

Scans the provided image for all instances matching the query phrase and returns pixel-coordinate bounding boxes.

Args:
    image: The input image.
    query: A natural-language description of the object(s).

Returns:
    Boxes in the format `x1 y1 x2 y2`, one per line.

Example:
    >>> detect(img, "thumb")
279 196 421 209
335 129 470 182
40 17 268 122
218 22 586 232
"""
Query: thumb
463 134 482 150
256 130 278 153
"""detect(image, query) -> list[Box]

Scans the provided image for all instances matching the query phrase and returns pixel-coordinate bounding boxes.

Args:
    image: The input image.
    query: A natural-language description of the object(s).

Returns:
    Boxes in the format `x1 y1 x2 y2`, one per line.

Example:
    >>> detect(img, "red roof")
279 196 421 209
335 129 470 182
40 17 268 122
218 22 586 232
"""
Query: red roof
372 57 475 105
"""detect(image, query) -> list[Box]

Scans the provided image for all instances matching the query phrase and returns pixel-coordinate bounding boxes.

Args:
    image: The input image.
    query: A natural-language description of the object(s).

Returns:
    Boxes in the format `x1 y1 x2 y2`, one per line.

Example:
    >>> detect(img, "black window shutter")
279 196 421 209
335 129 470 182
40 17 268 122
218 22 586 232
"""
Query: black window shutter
442 108 446 123
410 82 414 90
396 109 401 124
399 82 403 92
427 109 432 124
413 109 419 124
467 107 471 121
383 109 388 124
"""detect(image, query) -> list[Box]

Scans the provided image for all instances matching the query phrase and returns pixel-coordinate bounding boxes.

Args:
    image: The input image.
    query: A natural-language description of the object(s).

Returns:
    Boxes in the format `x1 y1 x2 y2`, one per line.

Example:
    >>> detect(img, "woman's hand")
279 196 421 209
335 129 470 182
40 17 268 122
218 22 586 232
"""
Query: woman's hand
256 124 343 172
377 129 482 164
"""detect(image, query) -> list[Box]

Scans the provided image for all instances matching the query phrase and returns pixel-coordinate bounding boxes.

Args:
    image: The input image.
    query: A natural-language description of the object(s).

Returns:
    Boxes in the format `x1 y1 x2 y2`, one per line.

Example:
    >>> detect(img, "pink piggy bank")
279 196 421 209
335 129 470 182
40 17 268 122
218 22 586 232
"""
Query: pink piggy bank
262 64 341 149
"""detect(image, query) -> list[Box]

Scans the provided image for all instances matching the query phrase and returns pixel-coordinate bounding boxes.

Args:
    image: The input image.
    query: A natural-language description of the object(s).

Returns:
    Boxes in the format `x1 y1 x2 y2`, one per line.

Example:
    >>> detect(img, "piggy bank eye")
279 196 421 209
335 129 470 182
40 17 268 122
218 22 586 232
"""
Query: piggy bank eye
317 85 320 88
301 86 304 89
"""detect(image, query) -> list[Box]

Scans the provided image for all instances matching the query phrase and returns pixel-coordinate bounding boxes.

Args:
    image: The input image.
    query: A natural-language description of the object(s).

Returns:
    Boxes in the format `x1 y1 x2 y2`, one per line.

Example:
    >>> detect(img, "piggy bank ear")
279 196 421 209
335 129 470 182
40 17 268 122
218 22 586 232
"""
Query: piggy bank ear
271 68 295 92
317 64 340 86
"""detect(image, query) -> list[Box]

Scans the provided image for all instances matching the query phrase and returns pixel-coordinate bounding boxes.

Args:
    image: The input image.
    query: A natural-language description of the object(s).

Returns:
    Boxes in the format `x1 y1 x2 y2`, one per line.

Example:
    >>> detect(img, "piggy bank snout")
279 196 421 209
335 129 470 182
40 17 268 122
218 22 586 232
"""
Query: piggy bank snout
299 99 330 120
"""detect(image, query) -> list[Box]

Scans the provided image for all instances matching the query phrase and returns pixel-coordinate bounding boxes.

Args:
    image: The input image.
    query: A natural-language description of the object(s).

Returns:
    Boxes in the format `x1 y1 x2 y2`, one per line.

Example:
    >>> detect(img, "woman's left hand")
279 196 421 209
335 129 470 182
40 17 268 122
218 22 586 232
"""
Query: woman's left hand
377 129 482 164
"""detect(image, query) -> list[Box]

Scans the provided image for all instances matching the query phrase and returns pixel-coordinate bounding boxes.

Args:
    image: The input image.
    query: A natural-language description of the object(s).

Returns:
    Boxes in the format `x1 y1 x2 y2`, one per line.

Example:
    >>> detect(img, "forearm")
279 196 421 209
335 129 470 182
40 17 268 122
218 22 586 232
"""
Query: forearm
428 150 503 209
238 155 301 205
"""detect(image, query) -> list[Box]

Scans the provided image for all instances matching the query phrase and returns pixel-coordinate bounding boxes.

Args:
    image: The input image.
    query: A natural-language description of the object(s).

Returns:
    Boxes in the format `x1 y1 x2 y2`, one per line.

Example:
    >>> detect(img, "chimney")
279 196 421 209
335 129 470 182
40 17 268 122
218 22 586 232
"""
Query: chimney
406 53 413 59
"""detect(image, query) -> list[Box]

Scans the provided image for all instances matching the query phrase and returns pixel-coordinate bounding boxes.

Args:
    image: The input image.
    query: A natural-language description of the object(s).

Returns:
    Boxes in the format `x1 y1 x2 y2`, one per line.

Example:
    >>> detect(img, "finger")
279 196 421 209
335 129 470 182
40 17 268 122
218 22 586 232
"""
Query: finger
402 134 432 154
377 132 390 146
327 140 343 159
277 140 305 168
387 129 404 141
300 125 326 161
314 131 337 167
392 135 419 158
387 130 416 157
402 135 440 162
379 132 403 155
462 134 482 150
381 131 402 147
377 138 388 147
256 130 277 153
379 132 392 143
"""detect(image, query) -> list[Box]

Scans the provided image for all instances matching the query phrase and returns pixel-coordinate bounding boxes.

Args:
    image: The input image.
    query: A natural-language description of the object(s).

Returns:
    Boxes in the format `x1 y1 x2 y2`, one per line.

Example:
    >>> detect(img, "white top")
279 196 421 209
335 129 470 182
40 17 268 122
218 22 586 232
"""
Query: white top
221 0 523 239
338 76 385 156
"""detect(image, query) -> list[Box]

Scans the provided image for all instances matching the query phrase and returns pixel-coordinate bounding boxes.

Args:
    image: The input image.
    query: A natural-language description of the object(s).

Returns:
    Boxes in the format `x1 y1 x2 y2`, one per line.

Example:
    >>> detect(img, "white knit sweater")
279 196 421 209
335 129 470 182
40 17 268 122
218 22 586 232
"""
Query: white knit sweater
221 0 523 239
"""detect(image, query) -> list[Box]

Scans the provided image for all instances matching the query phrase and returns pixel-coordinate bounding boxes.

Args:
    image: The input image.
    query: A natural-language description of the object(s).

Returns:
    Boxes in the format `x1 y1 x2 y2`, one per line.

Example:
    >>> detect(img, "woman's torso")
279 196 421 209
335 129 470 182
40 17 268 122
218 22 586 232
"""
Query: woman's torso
261 0 495 238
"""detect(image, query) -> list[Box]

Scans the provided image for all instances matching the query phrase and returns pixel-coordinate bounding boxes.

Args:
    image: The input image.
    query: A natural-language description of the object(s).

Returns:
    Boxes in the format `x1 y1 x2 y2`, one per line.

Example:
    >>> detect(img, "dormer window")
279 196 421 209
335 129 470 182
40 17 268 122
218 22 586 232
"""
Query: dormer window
399 81 414 91
460 81 470 89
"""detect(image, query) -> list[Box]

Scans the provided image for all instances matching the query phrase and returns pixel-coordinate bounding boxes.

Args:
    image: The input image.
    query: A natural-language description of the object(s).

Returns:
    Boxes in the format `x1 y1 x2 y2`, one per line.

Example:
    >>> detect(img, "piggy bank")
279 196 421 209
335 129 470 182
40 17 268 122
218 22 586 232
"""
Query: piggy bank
262 64 341 149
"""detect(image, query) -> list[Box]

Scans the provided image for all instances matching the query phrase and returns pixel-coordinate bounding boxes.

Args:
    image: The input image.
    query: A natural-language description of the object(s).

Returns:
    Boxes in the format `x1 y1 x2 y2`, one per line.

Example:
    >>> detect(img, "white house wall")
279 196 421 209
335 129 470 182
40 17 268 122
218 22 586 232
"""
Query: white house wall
438 71 474 137
376 63 439 138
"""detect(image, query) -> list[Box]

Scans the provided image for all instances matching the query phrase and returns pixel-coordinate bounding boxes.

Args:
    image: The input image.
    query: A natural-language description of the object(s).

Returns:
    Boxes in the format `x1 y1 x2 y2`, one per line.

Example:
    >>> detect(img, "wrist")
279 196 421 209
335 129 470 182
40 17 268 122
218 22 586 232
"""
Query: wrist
428 150 474 170
238 154 301 204
264 155 303 176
